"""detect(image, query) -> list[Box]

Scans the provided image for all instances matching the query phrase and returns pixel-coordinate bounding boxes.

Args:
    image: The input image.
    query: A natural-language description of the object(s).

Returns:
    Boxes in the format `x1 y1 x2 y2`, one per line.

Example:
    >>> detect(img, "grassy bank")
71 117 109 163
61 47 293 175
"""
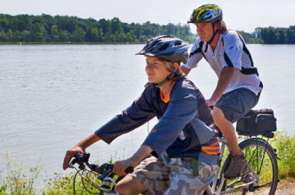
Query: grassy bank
0 156 40 195
1 133 295 194
271 134 295 178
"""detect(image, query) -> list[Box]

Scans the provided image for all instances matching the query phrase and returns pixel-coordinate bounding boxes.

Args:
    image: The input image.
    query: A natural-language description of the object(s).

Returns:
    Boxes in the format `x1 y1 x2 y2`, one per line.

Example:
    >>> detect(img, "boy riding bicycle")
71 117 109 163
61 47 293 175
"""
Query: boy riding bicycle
63 35 220 195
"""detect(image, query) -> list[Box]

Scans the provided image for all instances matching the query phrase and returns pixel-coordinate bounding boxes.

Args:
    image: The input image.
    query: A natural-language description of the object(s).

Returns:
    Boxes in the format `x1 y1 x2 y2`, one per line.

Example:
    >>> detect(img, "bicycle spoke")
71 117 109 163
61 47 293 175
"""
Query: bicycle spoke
257 140 268 175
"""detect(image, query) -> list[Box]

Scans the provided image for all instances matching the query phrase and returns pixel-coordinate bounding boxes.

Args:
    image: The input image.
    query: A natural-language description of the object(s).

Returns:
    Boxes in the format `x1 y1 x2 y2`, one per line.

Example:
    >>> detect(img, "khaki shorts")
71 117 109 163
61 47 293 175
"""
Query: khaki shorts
129 156 218 195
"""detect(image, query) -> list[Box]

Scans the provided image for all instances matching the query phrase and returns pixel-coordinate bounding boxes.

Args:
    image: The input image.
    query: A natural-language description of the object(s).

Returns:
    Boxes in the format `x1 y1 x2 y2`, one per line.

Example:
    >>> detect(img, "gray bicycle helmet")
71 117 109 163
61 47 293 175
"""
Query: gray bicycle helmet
136 35 189 64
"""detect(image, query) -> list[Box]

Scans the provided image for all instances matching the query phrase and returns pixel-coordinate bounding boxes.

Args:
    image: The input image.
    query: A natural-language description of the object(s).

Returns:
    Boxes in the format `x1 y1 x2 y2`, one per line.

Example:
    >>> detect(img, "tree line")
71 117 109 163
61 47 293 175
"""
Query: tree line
255 26 295 44
0 14 294 44
0 14 194 43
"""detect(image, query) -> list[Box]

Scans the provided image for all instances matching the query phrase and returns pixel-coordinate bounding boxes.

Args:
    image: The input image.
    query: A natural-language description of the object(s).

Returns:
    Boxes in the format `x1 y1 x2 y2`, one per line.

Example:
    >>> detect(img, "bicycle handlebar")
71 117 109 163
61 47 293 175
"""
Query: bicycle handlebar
69 152 134 175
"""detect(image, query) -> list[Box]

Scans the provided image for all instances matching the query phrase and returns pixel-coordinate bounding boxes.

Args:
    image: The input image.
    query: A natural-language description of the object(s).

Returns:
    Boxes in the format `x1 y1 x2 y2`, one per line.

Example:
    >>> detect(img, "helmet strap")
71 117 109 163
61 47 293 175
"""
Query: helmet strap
155 63 183 87
154 72 177 87
207 22 220 44
154 77 170 88
154 63 175 87
207 31 218 45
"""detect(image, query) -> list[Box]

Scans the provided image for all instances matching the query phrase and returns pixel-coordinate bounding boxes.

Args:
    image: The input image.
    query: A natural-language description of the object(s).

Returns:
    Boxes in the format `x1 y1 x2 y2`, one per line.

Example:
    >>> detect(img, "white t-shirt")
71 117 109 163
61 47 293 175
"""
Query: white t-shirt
182 30 262 95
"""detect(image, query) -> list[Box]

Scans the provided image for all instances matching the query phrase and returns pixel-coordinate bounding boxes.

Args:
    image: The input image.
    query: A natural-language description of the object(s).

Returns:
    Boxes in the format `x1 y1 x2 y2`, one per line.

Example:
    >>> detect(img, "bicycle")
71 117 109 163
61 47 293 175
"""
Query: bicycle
69 108 279 195
210 108 279 195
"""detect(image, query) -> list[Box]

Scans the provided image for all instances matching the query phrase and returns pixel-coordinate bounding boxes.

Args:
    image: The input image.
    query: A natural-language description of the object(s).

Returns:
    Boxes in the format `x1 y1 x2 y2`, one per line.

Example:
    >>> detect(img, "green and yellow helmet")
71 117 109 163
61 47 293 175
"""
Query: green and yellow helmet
188 4 222 23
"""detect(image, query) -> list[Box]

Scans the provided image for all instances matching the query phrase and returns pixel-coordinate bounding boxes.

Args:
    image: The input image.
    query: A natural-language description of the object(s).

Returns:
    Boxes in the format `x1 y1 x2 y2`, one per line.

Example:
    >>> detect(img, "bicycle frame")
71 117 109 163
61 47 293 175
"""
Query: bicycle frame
209 136 227 195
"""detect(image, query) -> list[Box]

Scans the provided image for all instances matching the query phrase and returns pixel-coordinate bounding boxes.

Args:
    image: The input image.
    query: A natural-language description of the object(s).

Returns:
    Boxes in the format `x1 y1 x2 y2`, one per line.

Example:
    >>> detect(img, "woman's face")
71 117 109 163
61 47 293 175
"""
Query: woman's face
145 56 170 84
196 22 214 42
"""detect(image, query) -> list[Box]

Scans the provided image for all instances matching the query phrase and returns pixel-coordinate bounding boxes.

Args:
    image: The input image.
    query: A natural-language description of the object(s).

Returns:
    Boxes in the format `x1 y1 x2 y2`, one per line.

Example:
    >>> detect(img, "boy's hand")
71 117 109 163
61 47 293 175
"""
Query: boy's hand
63 145 84 170
113 159 133 176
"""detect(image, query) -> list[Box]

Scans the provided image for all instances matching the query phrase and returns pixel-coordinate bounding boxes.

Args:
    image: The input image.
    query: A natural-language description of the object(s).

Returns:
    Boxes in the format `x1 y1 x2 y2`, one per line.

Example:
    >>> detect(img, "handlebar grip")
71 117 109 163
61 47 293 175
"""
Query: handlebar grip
74 152 90 160
125 166 134 173
74 152 90 163
69 152 90 170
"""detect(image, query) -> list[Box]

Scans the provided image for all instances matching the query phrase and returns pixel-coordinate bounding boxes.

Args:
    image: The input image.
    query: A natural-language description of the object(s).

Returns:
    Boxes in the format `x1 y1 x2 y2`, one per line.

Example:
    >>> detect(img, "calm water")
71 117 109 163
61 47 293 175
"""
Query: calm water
0 44 294 183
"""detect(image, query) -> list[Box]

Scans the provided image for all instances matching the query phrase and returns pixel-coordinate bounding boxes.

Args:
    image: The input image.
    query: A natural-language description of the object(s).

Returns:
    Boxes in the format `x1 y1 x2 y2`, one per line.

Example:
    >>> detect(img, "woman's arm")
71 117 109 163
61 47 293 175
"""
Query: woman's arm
207 67 237 106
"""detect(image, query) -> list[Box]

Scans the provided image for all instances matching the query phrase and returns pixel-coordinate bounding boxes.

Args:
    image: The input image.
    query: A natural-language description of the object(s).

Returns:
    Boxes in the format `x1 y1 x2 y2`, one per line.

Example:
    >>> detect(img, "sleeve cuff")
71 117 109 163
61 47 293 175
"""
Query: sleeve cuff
94 131 113 144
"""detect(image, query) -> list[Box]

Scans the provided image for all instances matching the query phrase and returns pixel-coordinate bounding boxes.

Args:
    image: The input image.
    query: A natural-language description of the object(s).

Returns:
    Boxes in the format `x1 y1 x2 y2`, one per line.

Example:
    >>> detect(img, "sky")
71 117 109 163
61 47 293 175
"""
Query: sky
1 0 295 32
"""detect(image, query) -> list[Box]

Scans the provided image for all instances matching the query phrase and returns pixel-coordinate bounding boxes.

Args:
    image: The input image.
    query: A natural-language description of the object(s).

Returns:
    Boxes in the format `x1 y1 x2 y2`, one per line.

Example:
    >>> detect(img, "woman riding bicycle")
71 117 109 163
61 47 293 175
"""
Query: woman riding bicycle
63 35 220 195
182 4 263 180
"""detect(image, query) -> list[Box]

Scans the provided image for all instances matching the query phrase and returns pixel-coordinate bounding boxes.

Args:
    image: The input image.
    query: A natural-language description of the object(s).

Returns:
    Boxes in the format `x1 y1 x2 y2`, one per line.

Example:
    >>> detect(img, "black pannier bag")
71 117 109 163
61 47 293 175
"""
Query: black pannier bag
236 108 277 137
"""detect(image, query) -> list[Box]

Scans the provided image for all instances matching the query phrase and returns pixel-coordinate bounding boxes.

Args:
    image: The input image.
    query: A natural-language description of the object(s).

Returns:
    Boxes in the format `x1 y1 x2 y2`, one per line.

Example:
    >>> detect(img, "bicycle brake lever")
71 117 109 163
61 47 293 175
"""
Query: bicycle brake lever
69 152 90 170
68 158 77 168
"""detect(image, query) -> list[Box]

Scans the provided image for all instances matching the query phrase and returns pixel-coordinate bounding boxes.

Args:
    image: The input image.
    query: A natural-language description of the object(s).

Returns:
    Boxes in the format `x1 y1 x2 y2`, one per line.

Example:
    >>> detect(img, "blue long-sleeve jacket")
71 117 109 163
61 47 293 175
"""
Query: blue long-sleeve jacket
95 77 217 159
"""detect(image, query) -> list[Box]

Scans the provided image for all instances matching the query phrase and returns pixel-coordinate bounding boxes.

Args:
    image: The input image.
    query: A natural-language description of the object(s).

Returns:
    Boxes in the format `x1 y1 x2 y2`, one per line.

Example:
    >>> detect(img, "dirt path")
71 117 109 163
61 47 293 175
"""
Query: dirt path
250 177 295 195
272 178 295 195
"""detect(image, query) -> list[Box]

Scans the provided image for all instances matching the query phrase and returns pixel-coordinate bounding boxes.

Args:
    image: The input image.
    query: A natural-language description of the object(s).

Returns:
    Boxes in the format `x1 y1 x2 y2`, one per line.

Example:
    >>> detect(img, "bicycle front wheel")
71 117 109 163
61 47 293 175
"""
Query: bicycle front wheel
222 137 278 195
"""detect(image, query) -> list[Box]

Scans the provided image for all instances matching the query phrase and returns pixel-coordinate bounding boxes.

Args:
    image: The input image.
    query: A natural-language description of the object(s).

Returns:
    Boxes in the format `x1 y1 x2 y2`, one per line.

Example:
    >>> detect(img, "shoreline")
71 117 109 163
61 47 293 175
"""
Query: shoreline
1 42 295 45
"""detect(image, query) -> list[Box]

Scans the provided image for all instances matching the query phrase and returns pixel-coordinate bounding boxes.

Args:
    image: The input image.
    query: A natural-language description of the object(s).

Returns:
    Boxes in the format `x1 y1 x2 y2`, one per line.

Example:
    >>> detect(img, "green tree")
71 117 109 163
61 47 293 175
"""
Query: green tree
0 14 195 43
71 26 86 42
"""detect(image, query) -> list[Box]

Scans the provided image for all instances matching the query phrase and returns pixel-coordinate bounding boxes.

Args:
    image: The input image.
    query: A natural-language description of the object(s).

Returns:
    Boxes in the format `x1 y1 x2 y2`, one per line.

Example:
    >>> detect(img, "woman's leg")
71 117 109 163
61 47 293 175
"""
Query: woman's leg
213 88 259 178
211 107 241 156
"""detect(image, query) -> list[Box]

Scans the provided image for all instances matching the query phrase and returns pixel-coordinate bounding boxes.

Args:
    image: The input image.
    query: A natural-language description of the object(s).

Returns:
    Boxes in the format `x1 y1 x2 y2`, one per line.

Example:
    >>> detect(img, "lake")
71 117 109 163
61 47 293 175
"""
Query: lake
0 44 294 184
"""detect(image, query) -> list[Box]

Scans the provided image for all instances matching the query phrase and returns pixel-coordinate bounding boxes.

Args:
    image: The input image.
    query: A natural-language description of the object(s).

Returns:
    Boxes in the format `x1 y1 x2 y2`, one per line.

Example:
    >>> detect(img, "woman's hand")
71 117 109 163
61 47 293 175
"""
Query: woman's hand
206 98 217 109
63 145 85 170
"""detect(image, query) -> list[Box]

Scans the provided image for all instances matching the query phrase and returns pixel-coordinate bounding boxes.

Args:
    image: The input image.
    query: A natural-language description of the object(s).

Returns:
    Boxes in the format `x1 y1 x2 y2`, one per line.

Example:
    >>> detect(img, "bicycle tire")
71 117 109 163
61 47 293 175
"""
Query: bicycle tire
221 137 278 195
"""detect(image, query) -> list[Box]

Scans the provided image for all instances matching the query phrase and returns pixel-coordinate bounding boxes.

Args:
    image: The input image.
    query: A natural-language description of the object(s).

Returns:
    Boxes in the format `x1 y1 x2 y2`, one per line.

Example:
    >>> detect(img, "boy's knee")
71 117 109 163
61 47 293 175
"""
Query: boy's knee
115 176 144 195
115 182 131 195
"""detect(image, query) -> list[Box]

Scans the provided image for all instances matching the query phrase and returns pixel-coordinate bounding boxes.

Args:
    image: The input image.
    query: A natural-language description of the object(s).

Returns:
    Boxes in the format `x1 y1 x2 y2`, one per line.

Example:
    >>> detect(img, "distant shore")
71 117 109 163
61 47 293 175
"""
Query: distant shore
1 42 294 45
0 14 295 44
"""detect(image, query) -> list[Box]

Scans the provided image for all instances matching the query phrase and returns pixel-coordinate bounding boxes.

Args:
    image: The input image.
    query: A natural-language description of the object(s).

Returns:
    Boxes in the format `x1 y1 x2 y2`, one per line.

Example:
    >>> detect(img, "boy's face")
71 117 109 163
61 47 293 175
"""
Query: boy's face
145 56 171 84
196 22 214 42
